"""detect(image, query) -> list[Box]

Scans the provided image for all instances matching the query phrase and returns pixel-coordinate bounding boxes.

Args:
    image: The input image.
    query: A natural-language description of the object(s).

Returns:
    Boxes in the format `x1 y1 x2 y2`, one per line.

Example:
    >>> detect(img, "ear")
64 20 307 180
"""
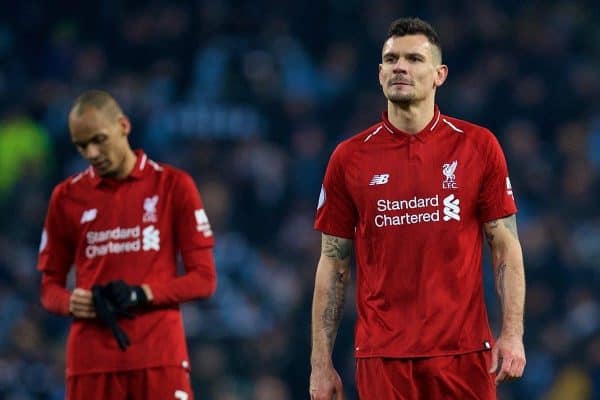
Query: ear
434 64 448 88
118 115 132 137
378 63 384 87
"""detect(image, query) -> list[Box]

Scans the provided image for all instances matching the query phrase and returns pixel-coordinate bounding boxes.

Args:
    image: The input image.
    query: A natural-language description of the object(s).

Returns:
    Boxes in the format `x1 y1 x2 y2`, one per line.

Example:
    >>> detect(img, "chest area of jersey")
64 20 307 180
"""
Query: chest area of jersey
72 183 169 259
351 142 480 223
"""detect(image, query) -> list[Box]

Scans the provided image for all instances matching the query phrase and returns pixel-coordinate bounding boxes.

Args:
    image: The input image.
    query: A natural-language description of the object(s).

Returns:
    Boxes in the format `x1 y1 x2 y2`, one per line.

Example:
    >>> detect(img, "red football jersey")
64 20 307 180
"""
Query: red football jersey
38 150 216 376
315 108 517 358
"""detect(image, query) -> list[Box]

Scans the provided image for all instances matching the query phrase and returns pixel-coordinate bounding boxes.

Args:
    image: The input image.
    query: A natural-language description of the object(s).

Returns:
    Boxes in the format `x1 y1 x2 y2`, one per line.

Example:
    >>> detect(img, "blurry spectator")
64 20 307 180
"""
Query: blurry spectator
0 110 52 200
1 0 599 398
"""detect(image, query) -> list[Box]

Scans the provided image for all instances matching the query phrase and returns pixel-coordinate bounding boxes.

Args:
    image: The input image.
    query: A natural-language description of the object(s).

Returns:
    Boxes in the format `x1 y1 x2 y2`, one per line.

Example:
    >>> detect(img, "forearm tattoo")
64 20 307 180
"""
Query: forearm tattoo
319 234 352 350
496 262 507 306
321 234 352 260
502 215 519 239
484 220 499 245
484 215 518 245
322 270 347 350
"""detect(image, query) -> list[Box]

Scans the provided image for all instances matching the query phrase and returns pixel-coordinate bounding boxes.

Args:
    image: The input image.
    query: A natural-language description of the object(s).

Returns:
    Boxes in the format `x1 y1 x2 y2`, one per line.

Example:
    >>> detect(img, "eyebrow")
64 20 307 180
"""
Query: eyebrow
381 51 427 60
383 51 427 59
72 133 106 146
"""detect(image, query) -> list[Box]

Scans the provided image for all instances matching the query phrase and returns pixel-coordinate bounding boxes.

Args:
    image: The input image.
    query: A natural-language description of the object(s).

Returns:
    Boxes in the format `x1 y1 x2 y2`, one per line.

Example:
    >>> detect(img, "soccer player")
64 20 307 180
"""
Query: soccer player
309 18 526 400
37 90 217 400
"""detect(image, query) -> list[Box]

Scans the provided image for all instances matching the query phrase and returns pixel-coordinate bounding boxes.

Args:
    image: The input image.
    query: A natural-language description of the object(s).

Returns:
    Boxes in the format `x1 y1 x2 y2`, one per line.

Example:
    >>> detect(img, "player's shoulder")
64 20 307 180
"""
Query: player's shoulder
439 114 499 147
152 162 198 191
439 114 491 136
155 162 192 181
42 169 90 211
332 122 384 156
54 167 95 195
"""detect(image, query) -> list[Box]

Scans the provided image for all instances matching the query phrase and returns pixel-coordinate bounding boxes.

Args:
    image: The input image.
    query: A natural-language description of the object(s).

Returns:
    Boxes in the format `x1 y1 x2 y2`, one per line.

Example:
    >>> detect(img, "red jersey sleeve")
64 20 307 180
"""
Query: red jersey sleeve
314 144 357 238
477 131 518 222
38 184 74 316
150 172 217 305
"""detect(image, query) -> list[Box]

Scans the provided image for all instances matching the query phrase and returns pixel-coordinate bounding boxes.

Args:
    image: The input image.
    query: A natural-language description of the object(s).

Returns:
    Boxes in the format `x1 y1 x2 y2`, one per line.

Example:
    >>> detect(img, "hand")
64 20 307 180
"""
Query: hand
69 288 96 318
92 285 131 351
102 280 149 309
489 334 526 384
310 364 345 400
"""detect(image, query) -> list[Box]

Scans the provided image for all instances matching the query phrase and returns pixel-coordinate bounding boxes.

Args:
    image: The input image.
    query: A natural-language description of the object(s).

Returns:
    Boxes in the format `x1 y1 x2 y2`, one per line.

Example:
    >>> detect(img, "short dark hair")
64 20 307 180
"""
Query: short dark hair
70 90 123 119
387 17 442 62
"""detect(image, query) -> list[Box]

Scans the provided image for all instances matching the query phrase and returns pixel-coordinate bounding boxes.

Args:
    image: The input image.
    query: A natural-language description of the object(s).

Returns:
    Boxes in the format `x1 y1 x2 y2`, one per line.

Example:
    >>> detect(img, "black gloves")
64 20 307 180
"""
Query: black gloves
103 280 148 309
91 280 148 351
92 285 131 351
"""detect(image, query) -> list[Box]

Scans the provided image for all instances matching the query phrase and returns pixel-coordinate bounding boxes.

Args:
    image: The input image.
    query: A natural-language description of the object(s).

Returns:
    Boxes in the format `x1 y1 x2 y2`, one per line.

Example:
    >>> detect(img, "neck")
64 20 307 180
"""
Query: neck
387 96 435 134
115 149 137 179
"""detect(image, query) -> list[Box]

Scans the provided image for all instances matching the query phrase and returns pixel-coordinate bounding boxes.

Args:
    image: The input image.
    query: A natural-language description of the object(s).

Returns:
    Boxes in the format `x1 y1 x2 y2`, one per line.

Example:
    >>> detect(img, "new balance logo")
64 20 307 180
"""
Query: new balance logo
80 208 97 224
506 177 514 199
142 225 160 251
442 194 460 221
369 174 390 186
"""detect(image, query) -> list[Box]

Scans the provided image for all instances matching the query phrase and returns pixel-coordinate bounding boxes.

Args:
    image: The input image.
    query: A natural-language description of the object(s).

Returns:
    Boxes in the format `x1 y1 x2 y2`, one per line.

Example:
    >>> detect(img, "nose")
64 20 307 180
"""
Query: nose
84 144 102 160
393 59 409 73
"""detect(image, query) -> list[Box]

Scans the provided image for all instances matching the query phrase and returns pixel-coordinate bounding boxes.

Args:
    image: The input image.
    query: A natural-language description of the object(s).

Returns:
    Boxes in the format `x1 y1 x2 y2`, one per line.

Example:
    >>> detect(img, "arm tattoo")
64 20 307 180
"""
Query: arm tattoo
484 215 519 246
322 270 347 350
317 234 352 351
496 262 507 306
502 215 519 239
322 234 352 260
483 219 498 246
484 219 499 245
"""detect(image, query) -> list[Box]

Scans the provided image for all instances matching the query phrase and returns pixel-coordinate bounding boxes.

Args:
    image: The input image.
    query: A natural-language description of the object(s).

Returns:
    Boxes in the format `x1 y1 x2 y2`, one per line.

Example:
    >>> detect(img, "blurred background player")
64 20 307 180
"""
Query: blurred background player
2 1 599 399
310 18 525 400
37 90 216 400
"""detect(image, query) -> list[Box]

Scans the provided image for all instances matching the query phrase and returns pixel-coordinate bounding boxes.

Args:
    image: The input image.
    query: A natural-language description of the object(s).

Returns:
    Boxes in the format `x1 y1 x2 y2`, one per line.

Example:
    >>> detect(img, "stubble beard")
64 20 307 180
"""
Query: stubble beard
385 90 416 106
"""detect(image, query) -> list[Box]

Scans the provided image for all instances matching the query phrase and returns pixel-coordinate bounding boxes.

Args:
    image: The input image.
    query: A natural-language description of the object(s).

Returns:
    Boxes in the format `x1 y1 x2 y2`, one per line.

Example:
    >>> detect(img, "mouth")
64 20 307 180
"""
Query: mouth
92 160 110 170
390 81 413 87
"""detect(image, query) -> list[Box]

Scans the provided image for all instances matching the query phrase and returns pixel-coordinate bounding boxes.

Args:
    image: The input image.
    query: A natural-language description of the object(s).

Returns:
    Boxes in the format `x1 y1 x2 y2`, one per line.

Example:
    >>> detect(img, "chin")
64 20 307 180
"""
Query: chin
388 95 416 105
385 89 413 102
98 167 116 177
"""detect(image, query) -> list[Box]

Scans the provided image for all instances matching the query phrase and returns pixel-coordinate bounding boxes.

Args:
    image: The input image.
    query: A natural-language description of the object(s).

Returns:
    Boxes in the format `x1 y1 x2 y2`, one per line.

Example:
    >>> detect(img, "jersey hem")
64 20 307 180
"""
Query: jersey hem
480 209 517 223
354 346 491 359
314 226 354 240
66 361 186 377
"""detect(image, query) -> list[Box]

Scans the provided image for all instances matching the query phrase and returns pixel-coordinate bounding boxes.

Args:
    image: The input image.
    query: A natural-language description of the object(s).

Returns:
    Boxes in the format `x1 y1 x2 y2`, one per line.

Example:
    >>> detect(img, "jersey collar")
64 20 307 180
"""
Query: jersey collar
128 150 148 179
381 106 442 142
88 149 148 187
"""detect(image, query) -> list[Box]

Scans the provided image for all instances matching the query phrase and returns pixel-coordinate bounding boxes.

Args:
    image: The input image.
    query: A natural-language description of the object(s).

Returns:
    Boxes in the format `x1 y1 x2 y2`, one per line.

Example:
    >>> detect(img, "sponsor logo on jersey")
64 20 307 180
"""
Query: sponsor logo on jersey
84 225 161 258
442 160 458 189
143 195 159 223
80 208 98 224
373 193 461 227
506 177 514 199
442 194 461 221
195 209 213 237
375 196 440 226
142 225 160 251
369 174 390 186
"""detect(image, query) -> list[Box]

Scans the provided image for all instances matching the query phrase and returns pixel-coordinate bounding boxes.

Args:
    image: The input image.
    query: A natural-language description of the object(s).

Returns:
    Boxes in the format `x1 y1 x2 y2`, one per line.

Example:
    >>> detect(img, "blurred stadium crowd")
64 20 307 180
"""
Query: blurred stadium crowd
0 0 599 399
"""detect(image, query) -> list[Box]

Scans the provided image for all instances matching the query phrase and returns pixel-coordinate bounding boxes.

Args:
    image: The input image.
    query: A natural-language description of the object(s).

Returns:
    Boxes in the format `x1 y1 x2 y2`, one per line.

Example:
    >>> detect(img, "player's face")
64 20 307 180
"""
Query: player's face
69 109 132 177
379 34 447 105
